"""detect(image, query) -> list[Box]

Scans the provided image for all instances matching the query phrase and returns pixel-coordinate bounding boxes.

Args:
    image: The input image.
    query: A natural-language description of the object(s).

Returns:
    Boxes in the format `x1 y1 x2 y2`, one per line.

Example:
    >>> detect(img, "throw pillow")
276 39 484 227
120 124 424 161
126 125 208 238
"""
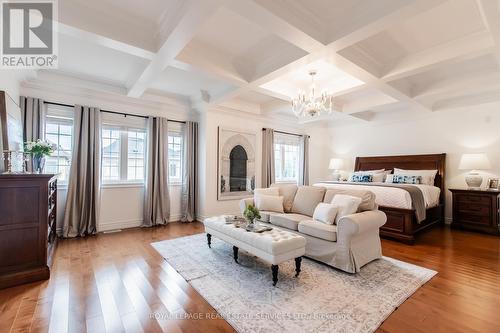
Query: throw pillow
254 188 279 197
391 175 422 184
330 194 362 224
350 174 373 182
255 195 284 213
313 203 338 225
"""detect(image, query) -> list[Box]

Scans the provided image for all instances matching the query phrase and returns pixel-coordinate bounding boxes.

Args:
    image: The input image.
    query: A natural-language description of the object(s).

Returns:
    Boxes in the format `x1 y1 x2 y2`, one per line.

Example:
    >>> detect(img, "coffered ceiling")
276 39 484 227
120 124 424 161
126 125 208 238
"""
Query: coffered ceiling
23 0 500 122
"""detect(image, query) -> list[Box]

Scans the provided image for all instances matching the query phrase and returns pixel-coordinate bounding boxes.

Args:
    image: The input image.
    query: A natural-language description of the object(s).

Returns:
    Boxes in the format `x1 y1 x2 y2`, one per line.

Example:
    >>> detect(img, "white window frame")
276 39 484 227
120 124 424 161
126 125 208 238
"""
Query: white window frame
44 105 75 186
168 124 184 186
101 114 147 186
274 133 301 184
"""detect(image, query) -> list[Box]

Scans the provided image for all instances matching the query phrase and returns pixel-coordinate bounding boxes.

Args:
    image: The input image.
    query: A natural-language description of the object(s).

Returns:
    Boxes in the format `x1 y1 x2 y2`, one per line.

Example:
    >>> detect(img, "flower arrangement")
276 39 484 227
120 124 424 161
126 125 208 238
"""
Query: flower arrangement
24 140 56 157
243 204 261 223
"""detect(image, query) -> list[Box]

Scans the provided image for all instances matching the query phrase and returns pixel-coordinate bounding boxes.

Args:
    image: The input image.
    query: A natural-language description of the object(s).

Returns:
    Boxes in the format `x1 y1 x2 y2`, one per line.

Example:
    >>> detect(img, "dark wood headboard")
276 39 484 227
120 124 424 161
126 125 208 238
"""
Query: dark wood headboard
354 153 446 204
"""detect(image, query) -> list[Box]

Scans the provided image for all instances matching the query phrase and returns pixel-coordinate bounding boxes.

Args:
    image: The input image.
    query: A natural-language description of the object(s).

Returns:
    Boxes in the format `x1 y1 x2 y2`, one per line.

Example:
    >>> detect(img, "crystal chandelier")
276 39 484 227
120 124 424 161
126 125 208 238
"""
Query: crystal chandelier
291 70 333 117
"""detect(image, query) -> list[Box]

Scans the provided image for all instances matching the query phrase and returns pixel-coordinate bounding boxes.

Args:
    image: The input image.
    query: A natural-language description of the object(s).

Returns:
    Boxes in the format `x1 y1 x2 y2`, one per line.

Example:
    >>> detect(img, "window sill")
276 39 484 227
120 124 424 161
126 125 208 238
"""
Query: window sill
101 182 145 189
275 181 298 185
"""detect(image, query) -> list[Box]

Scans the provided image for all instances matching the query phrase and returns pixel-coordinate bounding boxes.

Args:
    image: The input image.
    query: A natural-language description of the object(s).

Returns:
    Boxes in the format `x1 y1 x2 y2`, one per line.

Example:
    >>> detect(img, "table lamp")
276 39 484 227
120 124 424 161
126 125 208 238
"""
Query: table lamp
328 158 343 181
458 153 491 189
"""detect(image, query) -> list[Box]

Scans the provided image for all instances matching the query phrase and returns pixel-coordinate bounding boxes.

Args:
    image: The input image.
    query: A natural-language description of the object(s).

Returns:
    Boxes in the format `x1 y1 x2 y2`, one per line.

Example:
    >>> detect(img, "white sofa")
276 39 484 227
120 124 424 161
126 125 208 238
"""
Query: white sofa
239 184 387 273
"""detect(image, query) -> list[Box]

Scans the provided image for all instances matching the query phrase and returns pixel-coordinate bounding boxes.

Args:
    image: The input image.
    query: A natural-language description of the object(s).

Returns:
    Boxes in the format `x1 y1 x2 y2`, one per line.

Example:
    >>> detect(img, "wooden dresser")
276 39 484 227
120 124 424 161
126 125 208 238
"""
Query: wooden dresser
450 188 500 235
0 174 57 289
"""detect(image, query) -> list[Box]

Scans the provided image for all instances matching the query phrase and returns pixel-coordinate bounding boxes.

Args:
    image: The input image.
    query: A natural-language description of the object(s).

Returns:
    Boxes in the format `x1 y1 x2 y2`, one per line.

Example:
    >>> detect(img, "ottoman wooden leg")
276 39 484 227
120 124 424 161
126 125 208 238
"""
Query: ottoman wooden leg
207 233 212 248
271 265 279 286
295 257 302 277
233 246 239 263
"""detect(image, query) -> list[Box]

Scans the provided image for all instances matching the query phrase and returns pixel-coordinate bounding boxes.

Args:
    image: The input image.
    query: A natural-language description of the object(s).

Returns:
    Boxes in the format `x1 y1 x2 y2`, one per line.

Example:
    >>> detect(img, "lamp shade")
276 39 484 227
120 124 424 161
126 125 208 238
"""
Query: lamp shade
329 158 343 170
458 153 491 170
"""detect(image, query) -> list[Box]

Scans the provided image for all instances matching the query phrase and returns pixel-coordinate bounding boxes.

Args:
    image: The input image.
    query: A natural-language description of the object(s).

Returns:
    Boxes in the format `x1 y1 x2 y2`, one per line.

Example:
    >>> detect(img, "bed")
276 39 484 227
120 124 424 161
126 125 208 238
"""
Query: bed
317 153 446 244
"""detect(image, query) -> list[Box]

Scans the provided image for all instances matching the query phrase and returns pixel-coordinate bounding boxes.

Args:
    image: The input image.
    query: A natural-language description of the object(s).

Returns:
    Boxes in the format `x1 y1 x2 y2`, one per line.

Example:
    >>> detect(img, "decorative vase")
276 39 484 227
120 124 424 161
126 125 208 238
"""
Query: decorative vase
32 154 46 174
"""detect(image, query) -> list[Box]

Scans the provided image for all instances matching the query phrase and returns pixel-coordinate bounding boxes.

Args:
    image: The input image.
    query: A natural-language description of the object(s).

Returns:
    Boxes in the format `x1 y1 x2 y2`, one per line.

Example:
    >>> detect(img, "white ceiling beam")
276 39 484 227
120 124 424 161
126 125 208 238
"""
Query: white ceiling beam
331 54 431 112
381 31 495 82
127 0 226 98
433 89 500 111
477 0 500 66
327 0 448 52
56 23 155 60
225 0 325 53
414 71 500 98
170 59 248 88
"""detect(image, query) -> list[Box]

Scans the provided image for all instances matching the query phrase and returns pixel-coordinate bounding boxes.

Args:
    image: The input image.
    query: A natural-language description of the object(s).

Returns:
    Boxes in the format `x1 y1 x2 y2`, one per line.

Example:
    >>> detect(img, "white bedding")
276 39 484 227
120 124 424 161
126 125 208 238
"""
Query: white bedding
314 182 441 210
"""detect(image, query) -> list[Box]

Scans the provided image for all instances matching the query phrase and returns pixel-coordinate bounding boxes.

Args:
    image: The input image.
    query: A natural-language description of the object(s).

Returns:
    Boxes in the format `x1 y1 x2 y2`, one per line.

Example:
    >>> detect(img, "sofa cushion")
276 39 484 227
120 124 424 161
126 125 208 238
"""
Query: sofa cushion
259 211 282 223
255 194 284 213
298 220 337 242
323 188 376 212
313 203 338 225
291 186 326 217
270 213 310 231
331 194 362 224
271 183 298 212
254 187 279 198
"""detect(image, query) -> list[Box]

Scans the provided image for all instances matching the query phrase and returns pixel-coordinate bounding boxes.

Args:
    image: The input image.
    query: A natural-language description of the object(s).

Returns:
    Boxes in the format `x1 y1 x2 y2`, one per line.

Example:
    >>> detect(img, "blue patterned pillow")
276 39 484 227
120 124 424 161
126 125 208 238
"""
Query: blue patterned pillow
392 175 421 184
351 174 373 183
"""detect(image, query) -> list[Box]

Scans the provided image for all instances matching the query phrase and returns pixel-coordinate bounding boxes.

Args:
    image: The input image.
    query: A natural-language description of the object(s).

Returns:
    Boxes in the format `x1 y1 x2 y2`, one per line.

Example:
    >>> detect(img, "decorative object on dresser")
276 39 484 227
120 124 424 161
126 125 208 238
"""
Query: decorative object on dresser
328 158 343 181
0 174 57 289
354 153 446 244
0 91 24 173
458 153 491 189
449 188 499 235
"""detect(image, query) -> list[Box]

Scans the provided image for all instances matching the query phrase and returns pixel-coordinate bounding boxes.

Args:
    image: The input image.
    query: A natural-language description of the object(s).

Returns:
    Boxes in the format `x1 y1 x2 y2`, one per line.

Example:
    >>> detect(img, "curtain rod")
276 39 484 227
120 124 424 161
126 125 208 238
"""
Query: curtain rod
43 101 186 124
262 128 310 138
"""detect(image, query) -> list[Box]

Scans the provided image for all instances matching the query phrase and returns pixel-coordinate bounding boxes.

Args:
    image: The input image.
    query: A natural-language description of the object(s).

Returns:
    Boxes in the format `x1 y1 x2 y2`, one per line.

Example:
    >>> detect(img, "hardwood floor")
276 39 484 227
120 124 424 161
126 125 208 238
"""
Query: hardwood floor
1 223 499 333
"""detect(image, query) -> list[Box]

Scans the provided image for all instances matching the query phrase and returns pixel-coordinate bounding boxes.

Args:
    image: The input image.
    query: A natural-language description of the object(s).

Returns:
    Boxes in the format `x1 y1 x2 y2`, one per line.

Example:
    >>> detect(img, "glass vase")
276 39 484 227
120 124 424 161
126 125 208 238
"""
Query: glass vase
32 154 46 174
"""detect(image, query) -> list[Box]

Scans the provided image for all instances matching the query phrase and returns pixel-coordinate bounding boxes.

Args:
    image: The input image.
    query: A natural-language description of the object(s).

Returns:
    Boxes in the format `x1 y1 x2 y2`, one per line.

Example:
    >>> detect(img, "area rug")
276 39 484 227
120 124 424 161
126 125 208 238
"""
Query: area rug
152 234 436 333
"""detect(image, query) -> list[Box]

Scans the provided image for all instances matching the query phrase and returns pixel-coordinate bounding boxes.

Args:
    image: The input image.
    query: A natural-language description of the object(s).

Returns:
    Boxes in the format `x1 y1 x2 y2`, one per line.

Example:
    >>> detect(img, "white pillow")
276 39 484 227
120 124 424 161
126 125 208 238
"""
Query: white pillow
313 203 338 225
393 168 438 185
330 194 362 224
371 173 385 182
254 188 279 198
255 195 284 213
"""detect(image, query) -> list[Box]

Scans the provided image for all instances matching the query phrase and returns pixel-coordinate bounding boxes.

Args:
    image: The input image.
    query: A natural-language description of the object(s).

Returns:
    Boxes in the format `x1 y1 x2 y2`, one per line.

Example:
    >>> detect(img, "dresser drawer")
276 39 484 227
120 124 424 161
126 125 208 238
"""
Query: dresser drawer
456 194 492 206
457 213 492 226
457 204 491 217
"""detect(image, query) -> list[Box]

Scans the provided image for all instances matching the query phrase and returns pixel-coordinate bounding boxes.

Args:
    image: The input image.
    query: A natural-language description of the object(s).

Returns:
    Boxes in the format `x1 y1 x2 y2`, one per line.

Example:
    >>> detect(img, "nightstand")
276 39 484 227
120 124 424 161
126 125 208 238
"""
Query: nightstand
449 188 500 235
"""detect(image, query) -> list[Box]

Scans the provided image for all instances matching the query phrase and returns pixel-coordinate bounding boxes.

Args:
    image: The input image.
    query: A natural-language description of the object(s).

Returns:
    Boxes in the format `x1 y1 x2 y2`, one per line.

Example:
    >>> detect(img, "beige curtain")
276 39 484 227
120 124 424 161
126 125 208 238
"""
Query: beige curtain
299 135 310 185
143 117 170 226
181 121 197 222
20 96 45 172
262 128 275 188
62 105 101 237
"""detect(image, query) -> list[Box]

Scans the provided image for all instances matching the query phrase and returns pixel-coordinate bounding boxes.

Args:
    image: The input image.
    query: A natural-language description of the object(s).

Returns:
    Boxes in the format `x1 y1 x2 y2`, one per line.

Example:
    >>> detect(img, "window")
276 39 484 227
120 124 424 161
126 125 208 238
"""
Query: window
168 131 183 184
45 106 74 184
127 130 146 181
101 114 147 184
101 127 121 181
274 133 301 183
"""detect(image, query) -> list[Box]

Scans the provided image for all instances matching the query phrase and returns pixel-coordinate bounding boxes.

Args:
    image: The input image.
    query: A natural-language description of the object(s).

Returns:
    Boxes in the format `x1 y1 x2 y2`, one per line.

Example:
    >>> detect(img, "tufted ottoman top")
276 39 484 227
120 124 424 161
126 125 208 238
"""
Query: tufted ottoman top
204 216 306 256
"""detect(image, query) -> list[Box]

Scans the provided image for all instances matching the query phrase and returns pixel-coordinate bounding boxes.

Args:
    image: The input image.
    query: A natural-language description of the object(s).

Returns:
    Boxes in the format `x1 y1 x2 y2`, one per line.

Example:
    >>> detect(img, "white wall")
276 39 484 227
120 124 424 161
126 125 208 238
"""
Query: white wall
197 107 329 219
325 103 500 221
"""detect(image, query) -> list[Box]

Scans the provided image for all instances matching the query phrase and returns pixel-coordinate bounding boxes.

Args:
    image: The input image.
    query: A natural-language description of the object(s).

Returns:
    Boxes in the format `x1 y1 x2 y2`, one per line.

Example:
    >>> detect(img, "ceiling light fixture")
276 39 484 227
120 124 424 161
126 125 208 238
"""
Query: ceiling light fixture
291 70 333 117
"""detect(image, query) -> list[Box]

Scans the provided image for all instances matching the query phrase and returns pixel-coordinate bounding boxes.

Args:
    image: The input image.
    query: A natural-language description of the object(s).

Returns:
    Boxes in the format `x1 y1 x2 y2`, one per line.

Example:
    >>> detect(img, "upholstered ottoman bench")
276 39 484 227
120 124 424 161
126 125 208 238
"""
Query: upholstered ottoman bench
203 216 306 286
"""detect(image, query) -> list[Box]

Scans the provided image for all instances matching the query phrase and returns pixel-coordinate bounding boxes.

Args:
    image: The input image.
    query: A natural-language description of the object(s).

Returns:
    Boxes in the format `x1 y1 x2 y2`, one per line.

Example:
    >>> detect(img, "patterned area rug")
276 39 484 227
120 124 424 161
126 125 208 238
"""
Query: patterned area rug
152 234 436 333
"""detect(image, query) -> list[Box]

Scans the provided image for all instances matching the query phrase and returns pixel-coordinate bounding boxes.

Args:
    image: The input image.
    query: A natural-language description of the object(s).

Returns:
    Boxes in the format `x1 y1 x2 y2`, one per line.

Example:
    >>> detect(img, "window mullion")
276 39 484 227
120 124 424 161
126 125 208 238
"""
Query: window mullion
120 129 128 181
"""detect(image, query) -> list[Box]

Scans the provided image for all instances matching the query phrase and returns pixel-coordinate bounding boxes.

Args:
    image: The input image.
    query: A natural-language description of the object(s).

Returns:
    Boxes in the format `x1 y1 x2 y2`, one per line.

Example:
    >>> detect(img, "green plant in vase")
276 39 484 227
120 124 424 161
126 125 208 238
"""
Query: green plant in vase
24 140 56 173
243 204 261 225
